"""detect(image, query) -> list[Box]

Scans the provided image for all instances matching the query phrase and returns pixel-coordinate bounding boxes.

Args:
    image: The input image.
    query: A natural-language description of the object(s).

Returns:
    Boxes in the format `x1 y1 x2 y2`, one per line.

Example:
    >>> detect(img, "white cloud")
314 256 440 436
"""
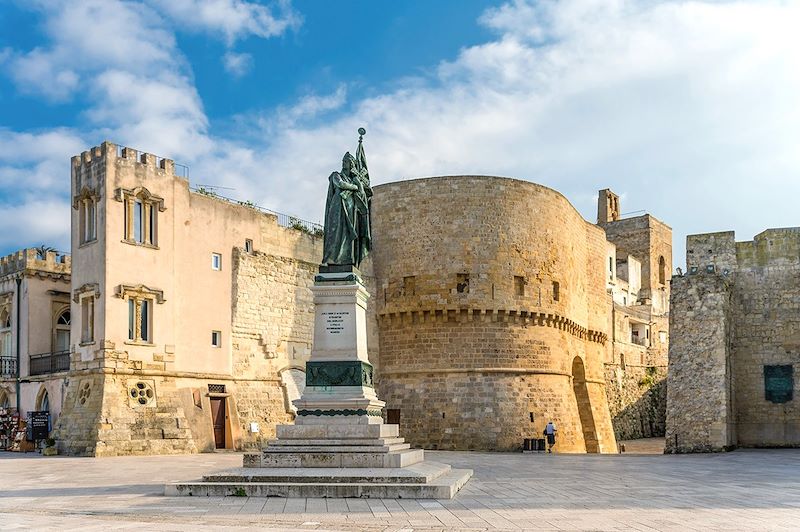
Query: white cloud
148 0 301 45
0 199 72 252
5 0 179 101
223 51 253 77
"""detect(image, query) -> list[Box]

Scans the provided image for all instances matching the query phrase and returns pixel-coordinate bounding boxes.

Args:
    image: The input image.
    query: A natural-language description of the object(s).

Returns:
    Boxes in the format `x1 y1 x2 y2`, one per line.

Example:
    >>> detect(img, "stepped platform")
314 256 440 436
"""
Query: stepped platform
166 461 472 499
166 424 472 499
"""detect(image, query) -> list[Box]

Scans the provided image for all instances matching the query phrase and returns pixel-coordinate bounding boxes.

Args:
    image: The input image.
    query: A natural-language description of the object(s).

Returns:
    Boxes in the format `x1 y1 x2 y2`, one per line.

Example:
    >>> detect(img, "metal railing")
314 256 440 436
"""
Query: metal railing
29 351 70 376
0 356 16 378
115 144 189 178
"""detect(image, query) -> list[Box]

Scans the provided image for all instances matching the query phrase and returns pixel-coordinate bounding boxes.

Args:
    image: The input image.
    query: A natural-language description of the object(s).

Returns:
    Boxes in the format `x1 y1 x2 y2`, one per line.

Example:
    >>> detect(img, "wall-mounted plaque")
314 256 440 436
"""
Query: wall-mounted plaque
764 365 793 404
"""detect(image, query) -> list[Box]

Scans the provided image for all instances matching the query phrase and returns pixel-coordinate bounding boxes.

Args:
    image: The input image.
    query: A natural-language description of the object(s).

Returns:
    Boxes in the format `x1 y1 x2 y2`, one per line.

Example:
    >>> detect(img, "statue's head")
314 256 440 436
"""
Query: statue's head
341 152 356 174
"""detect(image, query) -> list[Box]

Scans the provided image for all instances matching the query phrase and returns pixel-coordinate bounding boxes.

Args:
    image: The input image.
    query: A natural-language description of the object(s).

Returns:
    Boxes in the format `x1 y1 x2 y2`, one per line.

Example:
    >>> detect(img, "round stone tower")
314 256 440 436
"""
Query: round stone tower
371 176 617 453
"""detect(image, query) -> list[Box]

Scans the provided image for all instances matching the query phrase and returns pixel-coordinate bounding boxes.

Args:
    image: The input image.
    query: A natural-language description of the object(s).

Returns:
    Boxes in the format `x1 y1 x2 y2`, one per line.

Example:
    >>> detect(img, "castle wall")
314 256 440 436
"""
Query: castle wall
665 273 734 452
666 228 800 452
371 176 617 453
732 229 800 446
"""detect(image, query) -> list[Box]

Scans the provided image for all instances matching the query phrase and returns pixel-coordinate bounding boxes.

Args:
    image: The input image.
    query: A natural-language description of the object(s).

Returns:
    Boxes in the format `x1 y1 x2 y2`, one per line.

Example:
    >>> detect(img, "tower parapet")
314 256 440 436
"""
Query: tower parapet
0 249 70 278
72 141 178 195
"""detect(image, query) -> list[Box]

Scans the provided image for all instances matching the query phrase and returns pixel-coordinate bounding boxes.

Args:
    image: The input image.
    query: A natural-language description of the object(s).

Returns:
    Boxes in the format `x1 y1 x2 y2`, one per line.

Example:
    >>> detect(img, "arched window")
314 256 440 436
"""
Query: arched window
658 256 666 285
54 308 71 353
37 388 50 412
0 389 9 409
0 308 11 358
74 188 98 245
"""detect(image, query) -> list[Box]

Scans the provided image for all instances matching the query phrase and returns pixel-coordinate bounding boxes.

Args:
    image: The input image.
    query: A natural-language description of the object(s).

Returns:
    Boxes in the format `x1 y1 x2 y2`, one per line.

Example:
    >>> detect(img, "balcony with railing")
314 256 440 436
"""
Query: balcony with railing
0 356 16 378
29 351 70 376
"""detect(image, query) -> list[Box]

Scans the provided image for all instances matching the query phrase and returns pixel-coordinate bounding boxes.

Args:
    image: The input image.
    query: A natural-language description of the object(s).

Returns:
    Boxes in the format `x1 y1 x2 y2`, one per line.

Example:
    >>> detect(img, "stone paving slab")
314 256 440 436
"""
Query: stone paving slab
1 442 800 531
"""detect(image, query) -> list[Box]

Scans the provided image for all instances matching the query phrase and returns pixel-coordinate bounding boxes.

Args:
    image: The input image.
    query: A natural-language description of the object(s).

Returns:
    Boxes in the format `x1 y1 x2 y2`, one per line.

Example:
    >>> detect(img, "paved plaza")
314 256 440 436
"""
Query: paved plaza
1 443 799 531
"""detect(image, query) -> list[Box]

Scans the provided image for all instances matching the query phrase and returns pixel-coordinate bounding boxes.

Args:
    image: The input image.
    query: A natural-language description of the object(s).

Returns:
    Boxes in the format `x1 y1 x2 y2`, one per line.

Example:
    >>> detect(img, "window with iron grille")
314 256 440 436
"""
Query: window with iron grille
208 384 226 394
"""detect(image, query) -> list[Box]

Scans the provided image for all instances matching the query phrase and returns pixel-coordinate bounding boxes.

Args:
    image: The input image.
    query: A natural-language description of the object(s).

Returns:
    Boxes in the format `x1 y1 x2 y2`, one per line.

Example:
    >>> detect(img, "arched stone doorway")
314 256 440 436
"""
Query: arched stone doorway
572 357 599 453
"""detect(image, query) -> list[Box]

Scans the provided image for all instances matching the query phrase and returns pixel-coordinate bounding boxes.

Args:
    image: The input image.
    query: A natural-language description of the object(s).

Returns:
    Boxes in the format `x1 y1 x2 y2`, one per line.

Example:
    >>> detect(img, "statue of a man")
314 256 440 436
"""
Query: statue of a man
322 130 372 268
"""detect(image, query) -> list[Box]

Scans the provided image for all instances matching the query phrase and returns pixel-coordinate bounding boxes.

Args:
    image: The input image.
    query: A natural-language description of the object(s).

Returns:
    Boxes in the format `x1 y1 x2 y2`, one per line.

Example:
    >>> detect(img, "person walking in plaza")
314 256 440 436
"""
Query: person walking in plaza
544 421 557 453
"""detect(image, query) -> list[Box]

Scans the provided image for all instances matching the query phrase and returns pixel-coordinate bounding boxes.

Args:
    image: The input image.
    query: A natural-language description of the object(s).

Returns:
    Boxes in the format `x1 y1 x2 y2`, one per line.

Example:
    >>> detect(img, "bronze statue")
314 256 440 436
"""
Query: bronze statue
322 128 372 268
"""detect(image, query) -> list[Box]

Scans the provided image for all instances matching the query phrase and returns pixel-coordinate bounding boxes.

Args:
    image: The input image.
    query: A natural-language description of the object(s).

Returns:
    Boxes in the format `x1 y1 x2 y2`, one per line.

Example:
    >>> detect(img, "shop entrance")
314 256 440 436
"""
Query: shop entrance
572 357 599 453
210 397 226 449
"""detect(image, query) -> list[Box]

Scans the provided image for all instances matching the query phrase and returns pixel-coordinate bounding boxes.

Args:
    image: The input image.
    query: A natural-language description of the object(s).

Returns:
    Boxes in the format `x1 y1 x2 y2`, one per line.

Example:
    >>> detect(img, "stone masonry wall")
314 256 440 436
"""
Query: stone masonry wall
371 176 617 453
732 229 800 447
667 228 800 452
665 273 734 453
230 248 319 447
604 365 666 440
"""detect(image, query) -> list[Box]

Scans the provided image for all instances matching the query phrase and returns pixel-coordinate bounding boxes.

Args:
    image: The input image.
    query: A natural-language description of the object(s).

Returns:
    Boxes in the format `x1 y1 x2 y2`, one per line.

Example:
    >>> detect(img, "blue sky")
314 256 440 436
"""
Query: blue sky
1 0 800 265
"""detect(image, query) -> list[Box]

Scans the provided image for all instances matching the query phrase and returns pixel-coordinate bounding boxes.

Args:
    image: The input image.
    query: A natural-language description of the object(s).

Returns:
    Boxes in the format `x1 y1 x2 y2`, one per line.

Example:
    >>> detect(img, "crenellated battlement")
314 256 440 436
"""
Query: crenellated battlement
72 141 185 183
0 249 71 278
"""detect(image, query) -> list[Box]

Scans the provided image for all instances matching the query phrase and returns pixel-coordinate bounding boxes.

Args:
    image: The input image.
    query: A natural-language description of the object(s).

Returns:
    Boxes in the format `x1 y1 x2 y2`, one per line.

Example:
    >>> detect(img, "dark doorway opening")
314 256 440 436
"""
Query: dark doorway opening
387 408 401 426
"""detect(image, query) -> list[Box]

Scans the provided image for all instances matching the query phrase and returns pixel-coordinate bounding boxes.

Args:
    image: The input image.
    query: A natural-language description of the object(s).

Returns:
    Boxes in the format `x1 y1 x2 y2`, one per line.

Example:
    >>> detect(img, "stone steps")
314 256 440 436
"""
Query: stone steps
263 443 412 453
202 461 452 484
166 464 473 499
261 448 424 468
267 437 407 447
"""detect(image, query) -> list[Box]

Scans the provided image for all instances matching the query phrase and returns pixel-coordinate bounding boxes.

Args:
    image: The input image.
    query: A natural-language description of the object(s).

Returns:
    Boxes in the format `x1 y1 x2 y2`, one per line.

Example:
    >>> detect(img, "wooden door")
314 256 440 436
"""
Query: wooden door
210 397 226 449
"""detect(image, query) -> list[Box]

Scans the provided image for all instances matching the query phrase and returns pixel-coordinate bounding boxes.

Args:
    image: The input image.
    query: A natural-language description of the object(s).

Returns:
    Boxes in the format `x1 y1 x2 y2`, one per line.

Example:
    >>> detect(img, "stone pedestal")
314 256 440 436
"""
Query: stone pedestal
167 269 471 499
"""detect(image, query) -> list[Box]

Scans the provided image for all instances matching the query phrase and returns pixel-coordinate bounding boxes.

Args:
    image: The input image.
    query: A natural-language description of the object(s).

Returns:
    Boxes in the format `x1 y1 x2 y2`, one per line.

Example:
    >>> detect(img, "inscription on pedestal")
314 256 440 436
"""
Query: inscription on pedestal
322 311 350 335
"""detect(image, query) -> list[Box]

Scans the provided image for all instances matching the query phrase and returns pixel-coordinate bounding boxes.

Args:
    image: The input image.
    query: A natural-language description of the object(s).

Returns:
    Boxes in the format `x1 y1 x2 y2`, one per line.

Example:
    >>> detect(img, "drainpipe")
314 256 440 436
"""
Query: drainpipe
15 276 21 413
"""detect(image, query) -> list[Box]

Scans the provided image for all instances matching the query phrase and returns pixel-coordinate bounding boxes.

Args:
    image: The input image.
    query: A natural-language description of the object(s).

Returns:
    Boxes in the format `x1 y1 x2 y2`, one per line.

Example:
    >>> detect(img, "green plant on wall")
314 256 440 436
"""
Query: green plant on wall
638 366 659 388
196 187 217 197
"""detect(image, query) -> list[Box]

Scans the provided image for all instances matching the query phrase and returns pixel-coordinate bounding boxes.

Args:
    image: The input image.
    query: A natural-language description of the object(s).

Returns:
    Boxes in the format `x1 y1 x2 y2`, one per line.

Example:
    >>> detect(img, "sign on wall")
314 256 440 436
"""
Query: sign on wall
764 365 794 404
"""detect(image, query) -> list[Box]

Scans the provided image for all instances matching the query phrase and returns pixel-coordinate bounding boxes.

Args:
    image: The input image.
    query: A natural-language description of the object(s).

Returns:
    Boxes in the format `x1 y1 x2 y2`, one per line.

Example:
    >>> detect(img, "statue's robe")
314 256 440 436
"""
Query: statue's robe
322 171 359 265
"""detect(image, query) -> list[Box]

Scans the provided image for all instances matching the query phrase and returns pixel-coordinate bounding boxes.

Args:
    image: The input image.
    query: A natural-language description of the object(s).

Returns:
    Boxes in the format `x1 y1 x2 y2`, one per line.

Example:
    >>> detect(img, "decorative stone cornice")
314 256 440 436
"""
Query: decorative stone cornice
114 284 166 303
72 186 99 209
113 186 167 212
73 283 100 303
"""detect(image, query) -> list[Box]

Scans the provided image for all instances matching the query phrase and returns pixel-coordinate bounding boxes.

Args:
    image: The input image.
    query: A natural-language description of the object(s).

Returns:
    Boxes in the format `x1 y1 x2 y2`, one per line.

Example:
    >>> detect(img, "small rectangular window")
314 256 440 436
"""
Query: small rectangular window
552 281 560 301
211 330 221 348
149 203 157 245
81 296 94 343
211 253 222 270
80 198 97 245
128 299 135 340
133 200 143 243
514 276 525 296
140 299 151 342
87 200 96 241
456 274 469 294
244 239 253 253
128 298 153 343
